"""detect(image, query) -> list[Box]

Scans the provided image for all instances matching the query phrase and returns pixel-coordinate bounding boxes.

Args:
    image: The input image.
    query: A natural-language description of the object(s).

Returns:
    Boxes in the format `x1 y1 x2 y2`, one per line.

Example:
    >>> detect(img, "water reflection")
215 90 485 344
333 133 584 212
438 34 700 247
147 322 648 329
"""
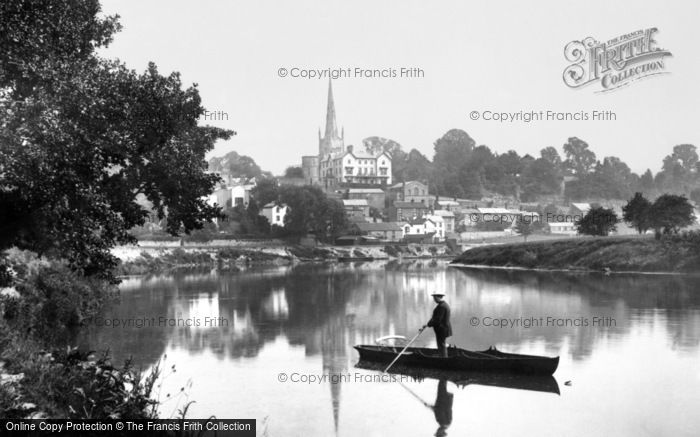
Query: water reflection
433 380 453 437
77 261 700 436
80 260 700 373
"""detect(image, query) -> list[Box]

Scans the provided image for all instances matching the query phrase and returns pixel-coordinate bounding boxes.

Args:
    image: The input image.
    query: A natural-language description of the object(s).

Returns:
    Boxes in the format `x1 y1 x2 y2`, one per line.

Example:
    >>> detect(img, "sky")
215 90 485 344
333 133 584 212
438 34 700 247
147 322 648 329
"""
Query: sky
99 0 700 175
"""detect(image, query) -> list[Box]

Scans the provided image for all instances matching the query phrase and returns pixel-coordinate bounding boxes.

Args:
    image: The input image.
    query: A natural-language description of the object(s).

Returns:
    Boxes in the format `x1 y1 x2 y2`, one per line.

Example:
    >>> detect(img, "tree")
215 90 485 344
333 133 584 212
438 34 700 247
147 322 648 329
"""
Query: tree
563 137 597 176
520 158 561 201
362 136 403 156
514 219 534 241
640 169 655 190
284 166 304 178
432 129 476 198
0 1 233 280
540 147 563 168
648 194 696 238
250 178 279 207
277 186 348 242
575 207 619 236
208 151 263 179
655 144 699 194
402 149 433 184
622 193 652 234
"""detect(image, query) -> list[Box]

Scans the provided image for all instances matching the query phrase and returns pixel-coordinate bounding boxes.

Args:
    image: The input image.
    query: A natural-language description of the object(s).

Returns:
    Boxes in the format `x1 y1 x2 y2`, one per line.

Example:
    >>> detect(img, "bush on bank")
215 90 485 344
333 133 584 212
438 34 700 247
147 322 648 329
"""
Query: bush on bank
0 249 161 419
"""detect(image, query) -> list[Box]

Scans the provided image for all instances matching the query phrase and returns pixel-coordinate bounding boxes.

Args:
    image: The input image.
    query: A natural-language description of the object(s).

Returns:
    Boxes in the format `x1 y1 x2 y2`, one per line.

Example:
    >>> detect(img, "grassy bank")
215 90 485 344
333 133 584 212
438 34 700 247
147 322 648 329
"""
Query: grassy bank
451 233 700 273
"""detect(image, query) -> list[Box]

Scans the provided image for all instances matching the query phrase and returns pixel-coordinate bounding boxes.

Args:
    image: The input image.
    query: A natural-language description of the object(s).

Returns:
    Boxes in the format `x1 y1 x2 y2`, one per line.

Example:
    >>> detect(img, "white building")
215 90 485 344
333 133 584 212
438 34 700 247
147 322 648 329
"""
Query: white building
432 210 456 234
548 222 576 235
231 184 254 208
402 215 445 241
320 147 392 187
261 203 288 227
305 80 392 188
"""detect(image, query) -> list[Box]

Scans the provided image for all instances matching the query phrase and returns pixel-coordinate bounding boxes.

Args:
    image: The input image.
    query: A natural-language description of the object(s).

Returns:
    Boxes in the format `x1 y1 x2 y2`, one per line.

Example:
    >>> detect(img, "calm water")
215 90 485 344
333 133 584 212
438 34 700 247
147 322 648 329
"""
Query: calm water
78 261 700 436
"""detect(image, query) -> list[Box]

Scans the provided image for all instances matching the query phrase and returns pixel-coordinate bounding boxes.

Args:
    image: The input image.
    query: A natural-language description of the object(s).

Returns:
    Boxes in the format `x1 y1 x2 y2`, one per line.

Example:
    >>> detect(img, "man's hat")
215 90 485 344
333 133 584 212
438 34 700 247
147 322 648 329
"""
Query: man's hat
430 291 445 296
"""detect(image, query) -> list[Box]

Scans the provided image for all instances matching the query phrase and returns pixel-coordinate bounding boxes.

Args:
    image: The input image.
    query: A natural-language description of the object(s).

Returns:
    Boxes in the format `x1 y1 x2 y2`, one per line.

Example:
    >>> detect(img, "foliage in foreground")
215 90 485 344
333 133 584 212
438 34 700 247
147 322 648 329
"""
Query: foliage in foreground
0 250 164 420
0 0 233 282
0 328 160 420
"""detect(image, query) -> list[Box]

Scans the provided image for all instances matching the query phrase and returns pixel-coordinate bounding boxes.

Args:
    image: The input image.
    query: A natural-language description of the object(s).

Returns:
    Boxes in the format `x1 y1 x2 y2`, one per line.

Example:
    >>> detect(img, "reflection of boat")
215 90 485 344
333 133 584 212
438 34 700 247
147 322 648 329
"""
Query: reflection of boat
355 361 560 395
353 344 559 375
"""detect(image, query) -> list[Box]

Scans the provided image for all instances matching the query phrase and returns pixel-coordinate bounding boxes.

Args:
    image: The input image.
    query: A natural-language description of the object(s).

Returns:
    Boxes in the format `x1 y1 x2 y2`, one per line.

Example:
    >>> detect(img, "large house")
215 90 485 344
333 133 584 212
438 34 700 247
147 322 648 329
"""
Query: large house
389 181 431 205
302 80 392 188
320 147 392 187
389 201 431 222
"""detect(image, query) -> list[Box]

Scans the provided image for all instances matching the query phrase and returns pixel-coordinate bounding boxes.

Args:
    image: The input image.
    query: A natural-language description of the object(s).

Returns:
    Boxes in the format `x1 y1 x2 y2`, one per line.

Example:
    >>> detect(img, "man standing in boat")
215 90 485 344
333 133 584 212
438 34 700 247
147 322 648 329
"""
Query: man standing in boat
423 292 452 358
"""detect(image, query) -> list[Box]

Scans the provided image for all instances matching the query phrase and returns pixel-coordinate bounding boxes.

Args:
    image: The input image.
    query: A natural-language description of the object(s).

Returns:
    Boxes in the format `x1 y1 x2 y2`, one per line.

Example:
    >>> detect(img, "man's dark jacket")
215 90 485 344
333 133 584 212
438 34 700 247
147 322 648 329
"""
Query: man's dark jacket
427 301 452 337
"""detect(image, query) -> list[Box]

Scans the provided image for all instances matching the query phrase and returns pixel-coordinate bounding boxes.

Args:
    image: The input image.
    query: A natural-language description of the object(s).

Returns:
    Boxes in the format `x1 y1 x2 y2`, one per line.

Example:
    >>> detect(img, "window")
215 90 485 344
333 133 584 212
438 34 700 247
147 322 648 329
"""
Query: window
275 215 280 222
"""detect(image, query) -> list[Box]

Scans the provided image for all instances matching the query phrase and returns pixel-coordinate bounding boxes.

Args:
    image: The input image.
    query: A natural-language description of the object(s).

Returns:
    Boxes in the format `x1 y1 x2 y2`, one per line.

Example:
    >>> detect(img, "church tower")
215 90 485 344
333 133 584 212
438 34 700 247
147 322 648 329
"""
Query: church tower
318 79 345 157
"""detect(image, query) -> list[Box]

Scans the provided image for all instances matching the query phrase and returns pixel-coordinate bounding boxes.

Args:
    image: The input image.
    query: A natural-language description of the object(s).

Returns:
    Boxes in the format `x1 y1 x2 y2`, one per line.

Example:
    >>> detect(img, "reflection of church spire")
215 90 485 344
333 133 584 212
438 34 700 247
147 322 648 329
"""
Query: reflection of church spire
322 312 350 436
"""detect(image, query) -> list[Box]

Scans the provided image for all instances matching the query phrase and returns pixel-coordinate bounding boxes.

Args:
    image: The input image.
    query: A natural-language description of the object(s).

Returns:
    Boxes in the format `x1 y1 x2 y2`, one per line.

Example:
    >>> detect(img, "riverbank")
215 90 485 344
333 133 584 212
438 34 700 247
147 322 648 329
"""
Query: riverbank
0 251 163 419
450 234 700 274
114 243 455 275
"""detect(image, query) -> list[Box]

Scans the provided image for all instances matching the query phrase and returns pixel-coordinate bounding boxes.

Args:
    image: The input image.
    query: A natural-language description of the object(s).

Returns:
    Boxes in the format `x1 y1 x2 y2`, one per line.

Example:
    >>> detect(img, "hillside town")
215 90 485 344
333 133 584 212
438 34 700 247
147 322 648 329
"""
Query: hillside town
186 80 699 250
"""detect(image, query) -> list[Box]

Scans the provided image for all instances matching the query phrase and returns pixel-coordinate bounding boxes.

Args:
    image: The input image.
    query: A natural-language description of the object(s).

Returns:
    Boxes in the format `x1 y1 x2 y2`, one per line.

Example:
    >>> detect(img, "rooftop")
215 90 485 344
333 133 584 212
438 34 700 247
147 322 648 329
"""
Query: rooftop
348 188 385 194
394 201 430 209
389 180 427 190
262 202 287 209
342 199 369 206
571 203 591 212
477 207 512 214
432 210 455 217
355 222 402 232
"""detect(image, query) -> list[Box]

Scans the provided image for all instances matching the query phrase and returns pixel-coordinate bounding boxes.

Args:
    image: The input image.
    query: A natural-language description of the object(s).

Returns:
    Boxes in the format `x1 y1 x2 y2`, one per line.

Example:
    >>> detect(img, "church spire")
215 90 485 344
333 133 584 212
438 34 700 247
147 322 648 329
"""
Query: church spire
324 78 338 140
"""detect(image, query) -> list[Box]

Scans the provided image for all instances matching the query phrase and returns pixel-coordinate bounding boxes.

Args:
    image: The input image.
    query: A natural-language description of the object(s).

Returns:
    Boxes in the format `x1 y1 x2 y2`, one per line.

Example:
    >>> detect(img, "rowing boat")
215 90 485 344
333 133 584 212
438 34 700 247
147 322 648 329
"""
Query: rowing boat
354 361 561 394
353 344 559 375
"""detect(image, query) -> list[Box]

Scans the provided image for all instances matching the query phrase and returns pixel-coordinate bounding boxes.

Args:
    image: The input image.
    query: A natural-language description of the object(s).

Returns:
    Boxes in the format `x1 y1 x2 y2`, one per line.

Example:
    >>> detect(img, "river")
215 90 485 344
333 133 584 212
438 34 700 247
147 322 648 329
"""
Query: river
78 260 700 436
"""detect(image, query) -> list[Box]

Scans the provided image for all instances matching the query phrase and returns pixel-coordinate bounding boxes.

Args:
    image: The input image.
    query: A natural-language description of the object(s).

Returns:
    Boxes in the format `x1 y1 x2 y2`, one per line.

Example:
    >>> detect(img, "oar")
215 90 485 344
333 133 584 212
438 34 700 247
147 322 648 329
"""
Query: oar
383 327 425 373
398 381 434 410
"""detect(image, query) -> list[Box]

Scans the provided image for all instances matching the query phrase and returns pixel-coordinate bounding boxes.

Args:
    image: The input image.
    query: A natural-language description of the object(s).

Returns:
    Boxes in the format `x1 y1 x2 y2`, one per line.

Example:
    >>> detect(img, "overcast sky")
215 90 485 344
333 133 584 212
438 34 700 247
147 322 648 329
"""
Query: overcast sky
100 0 700 175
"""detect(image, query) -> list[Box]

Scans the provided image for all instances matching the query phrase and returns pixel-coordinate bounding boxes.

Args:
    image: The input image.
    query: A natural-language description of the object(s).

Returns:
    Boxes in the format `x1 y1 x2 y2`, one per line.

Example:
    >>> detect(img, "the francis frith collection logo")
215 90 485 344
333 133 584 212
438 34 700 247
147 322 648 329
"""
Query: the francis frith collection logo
563 28 672 92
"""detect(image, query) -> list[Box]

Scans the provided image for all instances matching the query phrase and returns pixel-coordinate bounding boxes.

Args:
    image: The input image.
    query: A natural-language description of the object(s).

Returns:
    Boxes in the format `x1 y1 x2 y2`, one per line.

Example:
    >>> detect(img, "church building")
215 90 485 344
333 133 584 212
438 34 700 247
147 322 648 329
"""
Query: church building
302 80 392 188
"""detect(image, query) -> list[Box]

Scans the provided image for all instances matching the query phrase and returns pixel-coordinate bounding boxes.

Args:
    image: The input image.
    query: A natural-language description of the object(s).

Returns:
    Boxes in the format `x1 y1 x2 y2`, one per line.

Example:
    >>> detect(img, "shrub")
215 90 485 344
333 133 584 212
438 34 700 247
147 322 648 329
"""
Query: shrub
384 245 399 257
2 257 116 343
0 326 161 420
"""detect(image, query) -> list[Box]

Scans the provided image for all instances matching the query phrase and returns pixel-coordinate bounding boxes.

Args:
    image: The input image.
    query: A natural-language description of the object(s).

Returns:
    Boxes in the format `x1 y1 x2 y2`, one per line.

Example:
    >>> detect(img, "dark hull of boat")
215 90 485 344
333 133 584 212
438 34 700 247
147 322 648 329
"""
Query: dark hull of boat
353 345 559 375
355 361 560 395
